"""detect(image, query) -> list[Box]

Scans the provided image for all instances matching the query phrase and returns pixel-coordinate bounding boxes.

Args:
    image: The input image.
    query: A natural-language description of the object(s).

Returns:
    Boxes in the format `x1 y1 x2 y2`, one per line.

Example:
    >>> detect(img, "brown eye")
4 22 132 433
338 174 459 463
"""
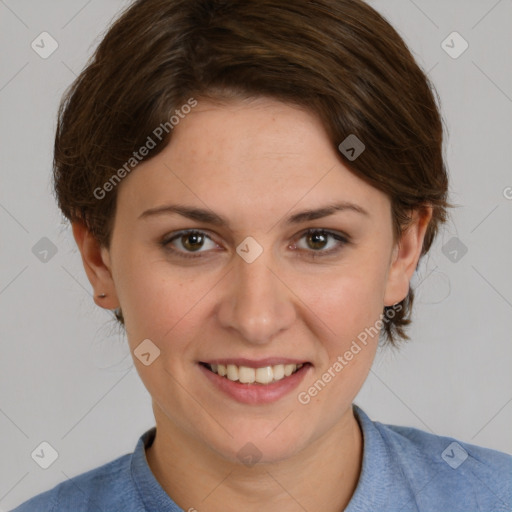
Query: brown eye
305 231 329 250
161 230 218 258
293 229 350 259
181 232 205 252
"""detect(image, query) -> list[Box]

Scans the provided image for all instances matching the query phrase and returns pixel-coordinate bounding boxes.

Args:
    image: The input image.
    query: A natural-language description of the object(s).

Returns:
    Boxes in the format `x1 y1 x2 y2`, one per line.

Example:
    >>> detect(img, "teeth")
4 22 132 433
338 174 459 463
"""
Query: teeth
284 364 295 377
227 364 238 381
273 364 285 380
239 366 255 383
207 362 305 384
255 366 273 384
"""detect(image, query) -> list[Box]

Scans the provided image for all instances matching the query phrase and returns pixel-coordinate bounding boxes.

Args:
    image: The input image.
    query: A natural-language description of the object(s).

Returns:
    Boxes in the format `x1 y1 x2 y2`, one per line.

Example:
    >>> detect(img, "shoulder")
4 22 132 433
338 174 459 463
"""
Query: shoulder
10 452 141 512
369 411 512 510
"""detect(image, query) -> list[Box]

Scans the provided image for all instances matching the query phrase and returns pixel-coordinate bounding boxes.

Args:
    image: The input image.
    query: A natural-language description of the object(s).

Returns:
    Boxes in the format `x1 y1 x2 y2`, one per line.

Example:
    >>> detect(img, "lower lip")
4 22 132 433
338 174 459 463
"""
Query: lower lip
199 363 310 405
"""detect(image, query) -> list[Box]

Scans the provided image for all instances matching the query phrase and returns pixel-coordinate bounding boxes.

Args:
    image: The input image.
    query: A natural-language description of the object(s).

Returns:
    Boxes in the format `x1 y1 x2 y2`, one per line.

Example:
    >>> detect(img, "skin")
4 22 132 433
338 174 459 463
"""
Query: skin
73 97 431 512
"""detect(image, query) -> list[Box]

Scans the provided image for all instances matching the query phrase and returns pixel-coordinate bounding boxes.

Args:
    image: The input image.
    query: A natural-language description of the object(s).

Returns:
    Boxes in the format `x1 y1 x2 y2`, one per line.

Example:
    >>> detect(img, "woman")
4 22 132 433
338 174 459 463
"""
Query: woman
13 0 512 510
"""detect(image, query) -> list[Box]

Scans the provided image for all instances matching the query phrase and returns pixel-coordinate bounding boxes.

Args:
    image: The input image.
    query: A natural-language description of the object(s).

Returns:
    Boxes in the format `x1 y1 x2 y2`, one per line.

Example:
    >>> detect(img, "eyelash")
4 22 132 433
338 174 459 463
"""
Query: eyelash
160 228 350 260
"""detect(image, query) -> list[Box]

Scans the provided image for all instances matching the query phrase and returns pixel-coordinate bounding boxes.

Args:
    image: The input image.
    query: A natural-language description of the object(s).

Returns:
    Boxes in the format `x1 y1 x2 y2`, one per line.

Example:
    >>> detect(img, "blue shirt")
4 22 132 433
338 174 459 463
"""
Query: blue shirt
11 405 512 511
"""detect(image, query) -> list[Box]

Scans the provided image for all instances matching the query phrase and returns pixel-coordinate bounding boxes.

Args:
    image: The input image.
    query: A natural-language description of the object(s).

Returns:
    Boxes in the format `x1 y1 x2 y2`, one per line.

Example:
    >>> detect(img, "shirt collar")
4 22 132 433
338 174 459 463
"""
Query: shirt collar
130 406 418 511
130 426 182 512
346 404 418 512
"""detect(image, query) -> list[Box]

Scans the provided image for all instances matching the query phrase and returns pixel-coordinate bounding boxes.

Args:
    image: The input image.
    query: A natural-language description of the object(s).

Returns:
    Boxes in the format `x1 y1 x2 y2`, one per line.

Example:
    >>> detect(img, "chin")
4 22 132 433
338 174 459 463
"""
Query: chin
203 423 311 466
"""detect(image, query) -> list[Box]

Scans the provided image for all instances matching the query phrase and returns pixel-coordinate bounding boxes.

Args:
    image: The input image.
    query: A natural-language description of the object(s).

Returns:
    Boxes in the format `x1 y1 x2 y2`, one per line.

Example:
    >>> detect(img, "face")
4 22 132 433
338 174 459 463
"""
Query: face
80 97 427 464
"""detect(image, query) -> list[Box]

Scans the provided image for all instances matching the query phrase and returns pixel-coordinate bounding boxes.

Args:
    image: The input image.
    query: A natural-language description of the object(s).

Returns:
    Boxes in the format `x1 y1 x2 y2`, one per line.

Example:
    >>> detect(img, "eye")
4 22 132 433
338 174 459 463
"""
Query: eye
161 228 349 260
161 230 219 258
291 229 349 258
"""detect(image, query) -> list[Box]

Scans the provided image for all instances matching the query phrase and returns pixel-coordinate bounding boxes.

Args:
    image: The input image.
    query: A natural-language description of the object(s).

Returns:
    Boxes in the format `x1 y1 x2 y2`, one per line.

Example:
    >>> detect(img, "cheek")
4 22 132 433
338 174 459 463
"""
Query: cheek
114 235 391 355
301 262 389 342
290 267 386 415
111 247 200 347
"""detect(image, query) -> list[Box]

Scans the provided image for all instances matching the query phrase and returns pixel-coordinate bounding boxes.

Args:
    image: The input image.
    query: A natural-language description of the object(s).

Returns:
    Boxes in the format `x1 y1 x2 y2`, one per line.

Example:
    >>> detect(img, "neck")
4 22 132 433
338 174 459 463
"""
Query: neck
145 405 363 512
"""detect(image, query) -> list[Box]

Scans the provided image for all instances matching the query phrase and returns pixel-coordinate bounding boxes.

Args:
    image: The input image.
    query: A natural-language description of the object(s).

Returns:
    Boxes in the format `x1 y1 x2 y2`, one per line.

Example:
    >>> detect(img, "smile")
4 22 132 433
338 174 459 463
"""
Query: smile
199 358 311 404
202 362 304 385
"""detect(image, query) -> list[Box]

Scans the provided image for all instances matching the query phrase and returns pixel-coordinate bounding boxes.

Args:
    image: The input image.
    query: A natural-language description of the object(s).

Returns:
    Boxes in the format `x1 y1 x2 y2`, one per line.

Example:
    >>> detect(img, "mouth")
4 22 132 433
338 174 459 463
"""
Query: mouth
200 362 307 385
198 358 311 404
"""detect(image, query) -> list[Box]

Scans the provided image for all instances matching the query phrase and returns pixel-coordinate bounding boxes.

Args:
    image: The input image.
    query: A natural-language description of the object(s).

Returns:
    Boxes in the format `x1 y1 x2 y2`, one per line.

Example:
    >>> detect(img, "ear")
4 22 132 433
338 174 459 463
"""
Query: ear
71 221 120 310
384 206 433 306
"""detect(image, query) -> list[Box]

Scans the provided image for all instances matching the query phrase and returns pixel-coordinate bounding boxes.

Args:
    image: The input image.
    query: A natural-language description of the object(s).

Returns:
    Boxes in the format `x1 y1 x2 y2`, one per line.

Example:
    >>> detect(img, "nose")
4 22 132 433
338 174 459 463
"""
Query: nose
216 247 296 345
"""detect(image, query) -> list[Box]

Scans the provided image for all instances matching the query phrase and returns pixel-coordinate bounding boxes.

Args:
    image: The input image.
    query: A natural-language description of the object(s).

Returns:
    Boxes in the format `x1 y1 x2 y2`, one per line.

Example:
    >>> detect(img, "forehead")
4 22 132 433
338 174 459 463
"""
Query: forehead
115 97 390 222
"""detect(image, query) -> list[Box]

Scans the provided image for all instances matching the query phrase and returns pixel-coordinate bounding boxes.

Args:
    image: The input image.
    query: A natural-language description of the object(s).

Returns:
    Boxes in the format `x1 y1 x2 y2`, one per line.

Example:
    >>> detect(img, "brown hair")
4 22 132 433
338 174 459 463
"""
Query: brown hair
54 0 449 344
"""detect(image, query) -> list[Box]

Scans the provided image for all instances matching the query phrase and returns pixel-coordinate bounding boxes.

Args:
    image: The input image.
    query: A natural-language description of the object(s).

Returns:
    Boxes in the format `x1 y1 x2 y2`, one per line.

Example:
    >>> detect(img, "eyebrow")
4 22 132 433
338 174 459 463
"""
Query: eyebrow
138 201 369 227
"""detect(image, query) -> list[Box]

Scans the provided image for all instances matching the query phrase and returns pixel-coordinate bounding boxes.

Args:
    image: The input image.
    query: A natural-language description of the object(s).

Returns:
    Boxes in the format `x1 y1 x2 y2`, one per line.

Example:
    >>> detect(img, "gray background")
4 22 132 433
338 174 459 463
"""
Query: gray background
1 0 511 509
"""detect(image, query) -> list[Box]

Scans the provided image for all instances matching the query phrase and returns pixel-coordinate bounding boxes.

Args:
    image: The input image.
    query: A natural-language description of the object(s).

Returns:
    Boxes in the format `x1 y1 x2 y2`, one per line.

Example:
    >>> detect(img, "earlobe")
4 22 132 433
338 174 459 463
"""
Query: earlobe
384 207 433 306
71 222 120 310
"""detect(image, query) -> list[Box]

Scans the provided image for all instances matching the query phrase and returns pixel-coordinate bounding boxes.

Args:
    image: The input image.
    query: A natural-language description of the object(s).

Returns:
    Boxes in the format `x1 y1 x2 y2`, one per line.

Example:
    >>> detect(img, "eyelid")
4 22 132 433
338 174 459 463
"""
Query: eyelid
290 228 350 257
161 229 219 253
293 228 350 244
160 227 350 259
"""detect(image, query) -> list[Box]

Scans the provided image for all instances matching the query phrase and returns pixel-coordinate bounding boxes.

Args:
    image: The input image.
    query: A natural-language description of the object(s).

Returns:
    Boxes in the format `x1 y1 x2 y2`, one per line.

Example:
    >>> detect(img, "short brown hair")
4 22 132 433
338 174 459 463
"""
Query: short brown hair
54 0 449 344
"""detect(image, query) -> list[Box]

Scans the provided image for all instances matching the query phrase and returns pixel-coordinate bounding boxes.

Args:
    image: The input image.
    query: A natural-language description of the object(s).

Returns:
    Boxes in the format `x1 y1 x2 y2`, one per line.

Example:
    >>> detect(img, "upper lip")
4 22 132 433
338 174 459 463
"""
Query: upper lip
200 358 310 368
